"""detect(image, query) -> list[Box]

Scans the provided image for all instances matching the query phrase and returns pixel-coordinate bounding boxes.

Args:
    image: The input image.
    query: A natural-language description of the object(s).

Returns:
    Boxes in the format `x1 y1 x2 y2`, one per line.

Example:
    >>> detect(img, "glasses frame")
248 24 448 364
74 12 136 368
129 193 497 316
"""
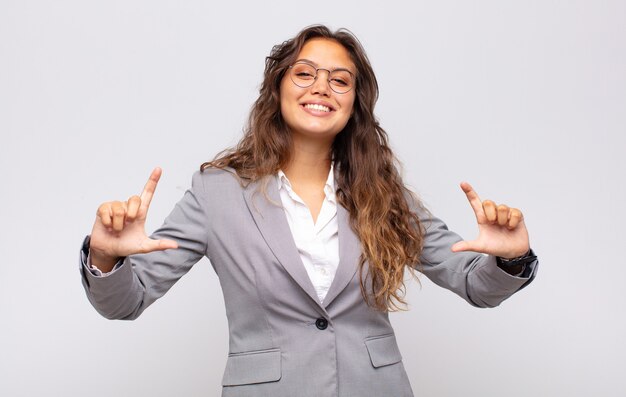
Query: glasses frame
288 61 355 94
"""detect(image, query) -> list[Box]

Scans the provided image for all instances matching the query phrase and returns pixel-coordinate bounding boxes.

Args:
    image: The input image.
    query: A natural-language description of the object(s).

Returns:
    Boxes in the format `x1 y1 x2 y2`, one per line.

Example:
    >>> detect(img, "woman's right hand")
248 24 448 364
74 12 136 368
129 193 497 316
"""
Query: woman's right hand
89 167 179 273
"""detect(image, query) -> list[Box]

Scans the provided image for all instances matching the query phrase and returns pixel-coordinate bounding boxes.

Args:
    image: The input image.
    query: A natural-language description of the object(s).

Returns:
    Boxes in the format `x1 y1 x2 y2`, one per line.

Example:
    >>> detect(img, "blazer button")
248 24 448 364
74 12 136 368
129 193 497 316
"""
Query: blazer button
315 318 328 330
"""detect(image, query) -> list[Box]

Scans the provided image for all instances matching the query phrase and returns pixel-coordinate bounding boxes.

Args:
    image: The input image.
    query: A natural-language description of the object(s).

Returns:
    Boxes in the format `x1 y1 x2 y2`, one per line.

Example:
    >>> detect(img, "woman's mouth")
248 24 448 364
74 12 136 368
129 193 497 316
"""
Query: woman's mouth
303 103 331 113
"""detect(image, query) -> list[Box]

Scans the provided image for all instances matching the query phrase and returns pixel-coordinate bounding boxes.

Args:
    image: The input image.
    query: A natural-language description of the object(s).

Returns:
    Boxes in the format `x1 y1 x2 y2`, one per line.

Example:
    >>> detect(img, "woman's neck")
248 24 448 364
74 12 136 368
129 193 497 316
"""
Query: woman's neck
282 137 332 186
281 137 333 224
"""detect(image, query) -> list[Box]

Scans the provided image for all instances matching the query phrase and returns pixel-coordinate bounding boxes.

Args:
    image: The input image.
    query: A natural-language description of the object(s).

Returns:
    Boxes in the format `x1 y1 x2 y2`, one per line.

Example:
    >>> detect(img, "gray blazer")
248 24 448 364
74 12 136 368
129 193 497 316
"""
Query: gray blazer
80 168 537 397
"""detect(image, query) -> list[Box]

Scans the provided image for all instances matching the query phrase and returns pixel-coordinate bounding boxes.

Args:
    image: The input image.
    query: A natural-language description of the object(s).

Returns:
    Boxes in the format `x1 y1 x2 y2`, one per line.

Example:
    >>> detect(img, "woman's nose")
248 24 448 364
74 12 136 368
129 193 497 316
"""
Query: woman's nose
310 70 331 96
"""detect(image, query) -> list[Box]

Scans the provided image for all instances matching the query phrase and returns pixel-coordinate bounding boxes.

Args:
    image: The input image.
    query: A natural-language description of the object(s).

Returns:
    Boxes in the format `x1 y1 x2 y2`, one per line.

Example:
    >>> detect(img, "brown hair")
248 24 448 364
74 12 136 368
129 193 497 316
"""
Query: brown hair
202 25 423 311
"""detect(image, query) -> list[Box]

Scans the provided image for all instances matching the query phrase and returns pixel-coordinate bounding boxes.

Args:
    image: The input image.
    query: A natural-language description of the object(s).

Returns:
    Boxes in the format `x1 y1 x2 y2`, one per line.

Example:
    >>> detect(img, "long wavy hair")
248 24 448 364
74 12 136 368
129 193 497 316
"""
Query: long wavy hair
202 25 424 311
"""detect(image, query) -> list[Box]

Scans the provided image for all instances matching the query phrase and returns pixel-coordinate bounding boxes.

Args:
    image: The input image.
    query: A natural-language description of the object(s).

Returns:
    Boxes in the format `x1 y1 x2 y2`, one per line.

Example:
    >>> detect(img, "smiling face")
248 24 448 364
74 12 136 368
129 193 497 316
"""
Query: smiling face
279 38 356 146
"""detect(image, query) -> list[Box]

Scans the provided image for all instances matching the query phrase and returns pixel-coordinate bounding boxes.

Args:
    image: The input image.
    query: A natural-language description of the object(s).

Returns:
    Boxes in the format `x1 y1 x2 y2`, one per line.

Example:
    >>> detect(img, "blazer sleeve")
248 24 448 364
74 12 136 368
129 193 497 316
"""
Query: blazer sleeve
80 171 210 320
415 205 538 308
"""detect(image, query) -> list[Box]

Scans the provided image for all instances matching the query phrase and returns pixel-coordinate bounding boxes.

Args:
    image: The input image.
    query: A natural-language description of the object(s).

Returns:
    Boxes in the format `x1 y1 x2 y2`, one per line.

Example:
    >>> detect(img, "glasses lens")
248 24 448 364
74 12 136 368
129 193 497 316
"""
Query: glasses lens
329 70 354 94
290 63 316 88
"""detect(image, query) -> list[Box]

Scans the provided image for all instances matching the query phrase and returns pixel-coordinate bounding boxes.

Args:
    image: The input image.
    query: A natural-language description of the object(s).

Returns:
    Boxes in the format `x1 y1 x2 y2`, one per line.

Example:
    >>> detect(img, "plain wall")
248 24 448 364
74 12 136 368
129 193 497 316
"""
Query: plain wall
1 1 625 396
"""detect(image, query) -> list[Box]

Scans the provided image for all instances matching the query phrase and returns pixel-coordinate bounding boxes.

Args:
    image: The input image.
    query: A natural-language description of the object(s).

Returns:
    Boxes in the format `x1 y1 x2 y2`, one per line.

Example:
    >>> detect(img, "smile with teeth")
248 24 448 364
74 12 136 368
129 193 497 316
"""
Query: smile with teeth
304 103 331 112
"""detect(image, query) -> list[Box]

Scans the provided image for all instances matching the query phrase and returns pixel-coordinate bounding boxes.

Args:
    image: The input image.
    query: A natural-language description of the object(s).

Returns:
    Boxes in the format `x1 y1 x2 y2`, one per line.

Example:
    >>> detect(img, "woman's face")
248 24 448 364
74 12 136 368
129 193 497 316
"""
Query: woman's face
280 38 356 145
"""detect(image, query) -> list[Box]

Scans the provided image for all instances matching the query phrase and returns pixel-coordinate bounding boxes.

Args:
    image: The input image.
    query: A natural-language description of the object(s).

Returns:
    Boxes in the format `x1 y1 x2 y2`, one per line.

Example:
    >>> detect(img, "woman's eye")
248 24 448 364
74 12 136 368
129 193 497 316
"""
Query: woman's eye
331 78 348 86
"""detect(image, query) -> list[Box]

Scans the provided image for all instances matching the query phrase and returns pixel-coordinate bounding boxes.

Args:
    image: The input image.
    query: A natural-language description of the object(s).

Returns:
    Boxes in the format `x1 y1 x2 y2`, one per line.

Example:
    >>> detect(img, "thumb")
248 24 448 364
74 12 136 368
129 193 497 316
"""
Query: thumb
451 240 482 253
141 238 179 253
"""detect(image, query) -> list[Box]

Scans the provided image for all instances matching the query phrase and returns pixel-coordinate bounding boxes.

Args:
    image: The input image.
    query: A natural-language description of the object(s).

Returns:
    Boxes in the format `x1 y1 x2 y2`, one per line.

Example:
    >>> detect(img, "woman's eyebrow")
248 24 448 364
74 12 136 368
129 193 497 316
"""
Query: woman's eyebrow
295 58 316 65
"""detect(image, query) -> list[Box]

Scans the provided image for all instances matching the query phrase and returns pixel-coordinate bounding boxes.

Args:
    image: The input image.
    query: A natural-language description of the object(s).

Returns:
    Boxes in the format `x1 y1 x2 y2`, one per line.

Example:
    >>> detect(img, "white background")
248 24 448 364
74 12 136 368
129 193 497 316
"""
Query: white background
1 1 625 396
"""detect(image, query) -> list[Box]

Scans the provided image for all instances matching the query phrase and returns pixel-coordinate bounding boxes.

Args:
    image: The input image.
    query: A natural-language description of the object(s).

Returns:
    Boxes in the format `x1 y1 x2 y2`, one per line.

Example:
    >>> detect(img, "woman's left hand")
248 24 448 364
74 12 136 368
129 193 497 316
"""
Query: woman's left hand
451 182 530 259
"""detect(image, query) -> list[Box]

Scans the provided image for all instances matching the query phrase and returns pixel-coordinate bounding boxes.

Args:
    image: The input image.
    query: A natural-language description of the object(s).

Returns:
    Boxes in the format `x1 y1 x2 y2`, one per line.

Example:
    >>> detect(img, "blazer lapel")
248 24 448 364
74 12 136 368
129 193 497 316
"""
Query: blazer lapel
323 203 361 308
242 176 323 308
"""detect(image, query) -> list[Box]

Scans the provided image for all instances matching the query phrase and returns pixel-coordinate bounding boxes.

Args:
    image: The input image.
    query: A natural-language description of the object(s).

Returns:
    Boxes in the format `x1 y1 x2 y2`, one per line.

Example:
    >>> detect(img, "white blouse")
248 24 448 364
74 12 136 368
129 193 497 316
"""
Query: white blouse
276 167 339 303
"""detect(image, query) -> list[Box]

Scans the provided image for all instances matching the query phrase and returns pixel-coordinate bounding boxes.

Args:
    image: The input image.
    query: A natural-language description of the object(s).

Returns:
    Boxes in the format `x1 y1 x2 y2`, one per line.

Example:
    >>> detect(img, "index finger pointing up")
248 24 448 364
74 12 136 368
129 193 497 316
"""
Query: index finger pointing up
139 167 163 212
460 181 486 223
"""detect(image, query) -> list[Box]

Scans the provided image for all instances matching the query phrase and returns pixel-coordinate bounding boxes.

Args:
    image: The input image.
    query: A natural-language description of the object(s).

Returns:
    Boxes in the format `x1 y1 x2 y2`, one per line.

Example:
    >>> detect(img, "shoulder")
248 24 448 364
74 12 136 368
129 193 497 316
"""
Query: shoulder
193 166 241 187
191 166 272 200
402 187 428 218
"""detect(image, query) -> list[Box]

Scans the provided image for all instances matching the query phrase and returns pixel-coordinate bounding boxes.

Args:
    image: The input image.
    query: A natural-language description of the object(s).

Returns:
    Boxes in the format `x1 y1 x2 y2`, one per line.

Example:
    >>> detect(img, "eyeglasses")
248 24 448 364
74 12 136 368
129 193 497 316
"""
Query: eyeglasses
288 61 355 94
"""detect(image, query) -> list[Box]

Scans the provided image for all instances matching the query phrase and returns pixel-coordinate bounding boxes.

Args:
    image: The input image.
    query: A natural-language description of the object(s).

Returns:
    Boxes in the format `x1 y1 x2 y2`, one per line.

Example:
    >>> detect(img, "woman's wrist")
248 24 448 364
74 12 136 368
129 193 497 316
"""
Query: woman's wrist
498 249 531 261
83 236 119 273
496 249 537 276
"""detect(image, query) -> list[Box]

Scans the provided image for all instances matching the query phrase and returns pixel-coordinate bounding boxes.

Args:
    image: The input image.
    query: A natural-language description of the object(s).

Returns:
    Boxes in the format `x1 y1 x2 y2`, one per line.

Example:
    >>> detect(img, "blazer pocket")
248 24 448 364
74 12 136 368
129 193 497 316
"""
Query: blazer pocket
222 348 282 386
364 334 403 368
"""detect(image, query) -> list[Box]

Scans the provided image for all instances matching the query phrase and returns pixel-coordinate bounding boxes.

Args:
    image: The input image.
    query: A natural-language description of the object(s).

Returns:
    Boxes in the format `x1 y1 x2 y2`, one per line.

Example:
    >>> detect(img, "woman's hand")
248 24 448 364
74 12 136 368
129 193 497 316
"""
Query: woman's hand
89 168 178 272
451 182 530 259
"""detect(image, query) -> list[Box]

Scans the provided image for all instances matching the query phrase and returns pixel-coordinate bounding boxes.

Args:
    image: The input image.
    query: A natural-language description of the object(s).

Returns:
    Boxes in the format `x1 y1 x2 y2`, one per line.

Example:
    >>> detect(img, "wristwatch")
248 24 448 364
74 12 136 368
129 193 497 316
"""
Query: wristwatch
496 249 537 276
81 235 91 256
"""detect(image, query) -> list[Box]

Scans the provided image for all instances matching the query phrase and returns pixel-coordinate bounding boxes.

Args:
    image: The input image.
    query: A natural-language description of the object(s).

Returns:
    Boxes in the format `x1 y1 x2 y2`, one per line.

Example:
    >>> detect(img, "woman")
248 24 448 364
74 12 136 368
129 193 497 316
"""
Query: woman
81 25 537 397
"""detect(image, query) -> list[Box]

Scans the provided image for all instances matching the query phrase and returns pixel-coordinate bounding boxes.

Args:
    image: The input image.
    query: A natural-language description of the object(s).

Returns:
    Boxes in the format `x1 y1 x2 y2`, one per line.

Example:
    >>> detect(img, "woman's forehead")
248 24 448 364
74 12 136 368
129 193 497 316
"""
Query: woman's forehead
296 38 355 71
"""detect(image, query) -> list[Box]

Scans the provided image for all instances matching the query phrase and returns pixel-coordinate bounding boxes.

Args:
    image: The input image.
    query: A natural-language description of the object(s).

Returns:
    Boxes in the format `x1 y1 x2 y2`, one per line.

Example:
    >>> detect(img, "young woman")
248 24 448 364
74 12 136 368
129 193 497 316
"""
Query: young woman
81 25 537 397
